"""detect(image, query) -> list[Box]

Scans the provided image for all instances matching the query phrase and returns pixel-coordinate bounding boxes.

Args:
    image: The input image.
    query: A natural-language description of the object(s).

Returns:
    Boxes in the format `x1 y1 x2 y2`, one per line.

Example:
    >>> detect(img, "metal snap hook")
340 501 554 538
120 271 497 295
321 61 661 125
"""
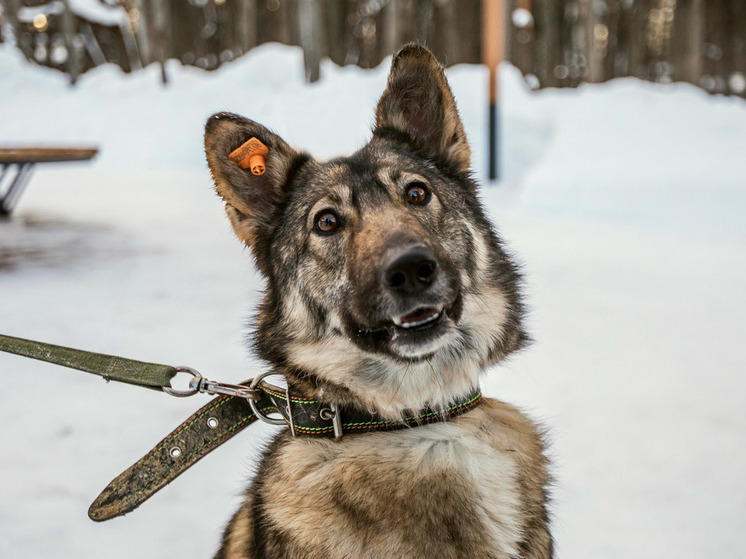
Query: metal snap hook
162 367 202 397
163 367 260 400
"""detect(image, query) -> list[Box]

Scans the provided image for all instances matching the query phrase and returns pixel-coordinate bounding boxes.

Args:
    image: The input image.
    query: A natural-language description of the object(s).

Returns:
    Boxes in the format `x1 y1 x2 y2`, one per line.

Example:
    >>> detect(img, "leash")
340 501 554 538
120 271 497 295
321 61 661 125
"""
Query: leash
0 333 483 521
0 333 177 390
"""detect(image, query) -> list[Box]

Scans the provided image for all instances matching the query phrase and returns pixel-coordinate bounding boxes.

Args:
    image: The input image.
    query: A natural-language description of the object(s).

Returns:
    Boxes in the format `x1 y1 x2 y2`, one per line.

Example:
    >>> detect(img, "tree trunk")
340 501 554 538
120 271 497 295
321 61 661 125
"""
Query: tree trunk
298 0 322 82
674 0 704 86
732 0 746 95
5 0 23 48
61 0 80 85
384 0 402 54
581 0 603 82
151 0 170 83
237 0 258 54
627 0 648 78
534 0 560 84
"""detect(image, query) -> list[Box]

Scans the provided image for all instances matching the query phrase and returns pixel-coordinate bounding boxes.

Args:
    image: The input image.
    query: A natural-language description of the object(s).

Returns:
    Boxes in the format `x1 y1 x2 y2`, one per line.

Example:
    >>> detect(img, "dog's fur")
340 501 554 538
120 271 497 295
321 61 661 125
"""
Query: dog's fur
205 44 552 559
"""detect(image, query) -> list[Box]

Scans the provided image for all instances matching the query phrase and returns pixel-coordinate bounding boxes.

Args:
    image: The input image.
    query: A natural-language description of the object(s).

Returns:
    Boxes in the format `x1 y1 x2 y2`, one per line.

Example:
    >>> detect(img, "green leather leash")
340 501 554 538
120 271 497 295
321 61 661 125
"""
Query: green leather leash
0 333 176 390
0 333 483 522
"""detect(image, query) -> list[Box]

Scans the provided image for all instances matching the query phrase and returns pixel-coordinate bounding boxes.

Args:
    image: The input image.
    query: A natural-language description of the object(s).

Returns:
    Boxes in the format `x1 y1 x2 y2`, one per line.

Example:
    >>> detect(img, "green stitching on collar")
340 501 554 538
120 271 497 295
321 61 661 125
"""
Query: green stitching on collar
292 392 483 434
262 386 318 404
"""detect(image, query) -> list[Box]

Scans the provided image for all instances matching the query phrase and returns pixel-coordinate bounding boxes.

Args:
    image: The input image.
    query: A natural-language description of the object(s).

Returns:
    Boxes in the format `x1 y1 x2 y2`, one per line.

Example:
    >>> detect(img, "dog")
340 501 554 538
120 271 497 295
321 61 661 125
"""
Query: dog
204 44 552 559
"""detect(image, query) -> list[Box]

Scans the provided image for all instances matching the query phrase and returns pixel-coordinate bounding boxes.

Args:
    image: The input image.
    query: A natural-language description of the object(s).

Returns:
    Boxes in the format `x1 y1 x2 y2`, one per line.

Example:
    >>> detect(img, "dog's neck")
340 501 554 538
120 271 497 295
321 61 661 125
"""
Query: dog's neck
283 363 481 421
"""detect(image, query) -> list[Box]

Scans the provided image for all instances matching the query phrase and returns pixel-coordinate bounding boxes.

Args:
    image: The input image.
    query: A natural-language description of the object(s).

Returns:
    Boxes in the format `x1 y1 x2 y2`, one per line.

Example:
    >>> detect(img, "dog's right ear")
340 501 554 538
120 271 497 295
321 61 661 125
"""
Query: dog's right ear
204 112 304 249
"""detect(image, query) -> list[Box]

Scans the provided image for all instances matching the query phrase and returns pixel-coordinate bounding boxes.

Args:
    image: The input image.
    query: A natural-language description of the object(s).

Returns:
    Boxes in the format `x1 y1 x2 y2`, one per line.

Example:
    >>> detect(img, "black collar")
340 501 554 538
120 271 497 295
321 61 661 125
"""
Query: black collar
253 380 484 439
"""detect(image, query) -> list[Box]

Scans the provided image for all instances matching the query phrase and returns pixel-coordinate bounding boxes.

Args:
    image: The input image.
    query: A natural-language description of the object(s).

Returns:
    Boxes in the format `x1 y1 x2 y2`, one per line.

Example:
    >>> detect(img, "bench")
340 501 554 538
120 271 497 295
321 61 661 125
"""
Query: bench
0 147 99 216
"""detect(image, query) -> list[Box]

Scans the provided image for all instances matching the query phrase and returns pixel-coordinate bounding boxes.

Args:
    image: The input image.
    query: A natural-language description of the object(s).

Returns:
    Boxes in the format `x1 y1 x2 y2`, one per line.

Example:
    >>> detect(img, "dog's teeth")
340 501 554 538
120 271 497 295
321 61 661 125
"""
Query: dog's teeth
396 308 442 329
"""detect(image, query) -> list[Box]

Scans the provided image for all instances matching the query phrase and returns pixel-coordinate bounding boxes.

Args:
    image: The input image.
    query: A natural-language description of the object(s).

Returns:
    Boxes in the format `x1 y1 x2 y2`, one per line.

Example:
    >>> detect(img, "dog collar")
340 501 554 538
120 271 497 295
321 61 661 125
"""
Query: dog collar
256 376 484 439
89 371 483 521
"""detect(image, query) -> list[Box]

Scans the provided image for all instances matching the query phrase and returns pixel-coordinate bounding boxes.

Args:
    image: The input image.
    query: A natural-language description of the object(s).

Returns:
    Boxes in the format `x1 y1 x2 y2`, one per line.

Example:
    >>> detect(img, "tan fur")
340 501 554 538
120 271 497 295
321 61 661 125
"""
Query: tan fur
220 497 255 557
219 399 550 559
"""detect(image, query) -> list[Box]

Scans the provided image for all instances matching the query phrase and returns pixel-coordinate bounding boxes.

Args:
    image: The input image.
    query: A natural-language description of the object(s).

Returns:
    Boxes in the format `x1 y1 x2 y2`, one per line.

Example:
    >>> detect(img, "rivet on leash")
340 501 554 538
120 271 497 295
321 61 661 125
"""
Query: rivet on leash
207 417 219 429
169 446 182 459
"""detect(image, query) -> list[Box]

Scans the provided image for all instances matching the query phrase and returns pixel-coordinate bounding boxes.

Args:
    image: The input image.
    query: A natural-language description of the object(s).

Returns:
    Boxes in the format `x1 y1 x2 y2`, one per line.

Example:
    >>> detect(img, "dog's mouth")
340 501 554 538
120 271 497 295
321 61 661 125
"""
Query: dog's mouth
347 293 462 361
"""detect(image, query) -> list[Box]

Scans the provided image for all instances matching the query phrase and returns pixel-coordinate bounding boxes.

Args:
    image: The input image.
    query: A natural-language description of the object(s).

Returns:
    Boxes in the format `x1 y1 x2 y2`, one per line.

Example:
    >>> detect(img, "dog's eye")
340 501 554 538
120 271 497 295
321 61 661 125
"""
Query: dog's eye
314 210 340 234
405 182 430 205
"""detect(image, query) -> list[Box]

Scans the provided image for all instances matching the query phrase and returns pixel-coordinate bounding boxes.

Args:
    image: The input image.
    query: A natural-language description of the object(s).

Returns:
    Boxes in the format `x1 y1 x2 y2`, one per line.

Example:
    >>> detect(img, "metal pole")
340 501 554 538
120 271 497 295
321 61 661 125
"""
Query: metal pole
0 163 34 216
482 0 504 181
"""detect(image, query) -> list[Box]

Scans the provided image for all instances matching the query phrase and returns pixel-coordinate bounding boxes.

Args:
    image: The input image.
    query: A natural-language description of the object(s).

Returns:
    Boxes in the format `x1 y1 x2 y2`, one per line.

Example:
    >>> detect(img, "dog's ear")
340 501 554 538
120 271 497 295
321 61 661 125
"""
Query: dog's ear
204 112 305 249
374 44 471 173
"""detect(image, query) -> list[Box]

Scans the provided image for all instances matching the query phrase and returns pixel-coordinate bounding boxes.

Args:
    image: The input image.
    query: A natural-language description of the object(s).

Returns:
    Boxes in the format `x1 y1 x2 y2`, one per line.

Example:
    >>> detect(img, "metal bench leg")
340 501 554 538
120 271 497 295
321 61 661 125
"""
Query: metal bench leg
0 164 9 205
0 164 10 217
0 162 34 216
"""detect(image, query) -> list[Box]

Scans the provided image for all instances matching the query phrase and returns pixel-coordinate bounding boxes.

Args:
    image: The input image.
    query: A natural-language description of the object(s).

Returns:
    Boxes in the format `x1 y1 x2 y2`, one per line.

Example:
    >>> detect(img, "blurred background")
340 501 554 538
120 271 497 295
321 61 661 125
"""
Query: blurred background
1 1 745 558
2 0 745 94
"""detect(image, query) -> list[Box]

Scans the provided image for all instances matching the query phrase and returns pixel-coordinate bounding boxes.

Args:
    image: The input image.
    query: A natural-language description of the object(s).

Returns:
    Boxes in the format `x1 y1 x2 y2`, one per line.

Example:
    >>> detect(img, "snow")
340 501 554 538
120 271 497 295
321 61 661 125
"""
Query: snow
1 43 745 558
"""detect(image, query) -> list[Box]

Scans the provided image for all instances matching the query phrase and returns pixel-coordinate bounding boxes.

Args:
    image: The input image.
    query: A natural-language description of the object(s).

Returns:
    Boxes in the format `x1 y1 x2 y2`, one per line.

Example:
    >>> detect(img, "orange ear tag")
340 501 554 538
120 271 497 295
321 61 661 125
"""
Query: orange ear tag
229 137 269 175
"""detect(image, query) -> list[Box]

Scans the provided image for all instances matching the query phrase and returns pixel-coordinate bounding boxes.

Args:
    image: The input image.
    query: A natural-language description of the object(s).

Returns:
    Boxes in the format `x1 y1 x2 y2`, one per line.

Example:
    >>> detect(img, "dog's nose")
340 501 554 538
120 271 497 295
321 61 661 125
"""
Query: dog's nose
381 244 438 294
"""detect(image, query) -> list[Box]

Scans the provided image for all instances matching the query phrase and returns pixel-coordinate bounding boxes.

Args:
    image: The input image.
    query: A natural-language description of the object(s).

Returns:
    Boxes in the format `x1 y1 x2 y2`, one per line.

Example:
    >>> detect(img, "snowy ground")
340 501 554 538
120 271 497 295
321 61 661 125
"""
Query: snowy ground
1 43 745 558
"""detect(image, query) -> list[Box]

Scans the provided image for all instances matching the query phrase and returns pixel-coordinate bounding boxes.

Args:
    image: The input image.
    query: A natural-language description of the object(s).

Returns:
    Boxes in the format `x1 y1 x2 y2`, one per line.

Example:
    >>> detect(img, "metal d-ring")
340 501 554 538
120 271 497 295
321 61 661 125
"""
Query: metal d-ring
248 371 288 426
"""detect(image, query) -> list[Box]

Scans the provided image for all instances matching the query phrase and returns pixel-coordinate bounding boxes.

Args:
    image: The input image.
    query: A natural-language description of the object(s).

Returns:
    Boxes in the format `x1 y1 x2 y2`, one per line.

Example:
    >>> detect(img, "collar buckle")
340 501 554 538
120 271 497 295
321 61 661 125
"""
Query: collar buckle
319 403 343 440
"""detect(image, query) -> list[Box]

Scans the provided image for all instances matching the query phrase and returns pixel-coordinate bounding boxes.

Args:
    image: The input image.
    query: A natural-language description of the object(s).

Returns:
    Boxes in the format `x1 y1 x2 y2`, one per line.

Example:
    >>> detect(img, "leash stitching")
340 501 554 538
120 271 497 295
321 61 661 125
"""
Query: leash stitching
116 406 272 505
124 396 233 470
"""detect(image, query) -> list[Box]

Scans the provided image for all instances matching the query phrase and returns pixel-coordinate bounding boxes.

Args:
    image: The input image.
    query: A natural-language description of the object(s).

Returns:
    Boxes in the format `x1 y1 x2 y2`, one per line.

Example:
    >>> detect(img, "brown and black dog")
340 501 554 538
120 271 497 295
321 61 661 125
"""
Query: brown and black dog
205 44 553 559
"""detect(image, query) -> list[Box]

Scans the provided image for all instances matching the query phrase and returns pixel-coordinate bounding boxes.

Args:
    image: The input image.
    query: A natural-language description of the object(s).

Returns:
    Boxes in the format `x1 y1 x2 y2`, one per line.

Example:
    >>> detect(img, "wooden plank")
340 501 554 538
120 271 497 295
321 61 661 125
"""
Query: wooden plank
482 0 504 103
0 148 99 164
482 0 505 180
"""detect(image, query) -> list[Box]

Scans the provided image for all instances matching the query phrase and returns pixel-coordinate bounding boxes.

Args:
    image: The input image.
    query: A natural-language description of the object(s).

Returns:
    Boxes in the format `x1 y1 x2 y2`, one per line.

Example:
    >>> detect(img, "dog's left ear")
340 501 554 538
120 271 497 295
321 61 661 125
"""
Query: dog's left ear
374 44 471 173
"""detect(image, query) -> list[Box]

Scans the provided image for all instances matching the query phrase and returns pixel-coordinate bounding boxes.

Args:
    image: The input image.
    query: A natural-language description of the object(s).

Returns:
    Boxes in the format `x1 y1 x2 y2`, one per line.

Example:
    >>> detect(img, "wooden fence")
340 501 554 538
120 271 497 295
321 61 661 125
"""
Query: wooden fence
1 0 744 97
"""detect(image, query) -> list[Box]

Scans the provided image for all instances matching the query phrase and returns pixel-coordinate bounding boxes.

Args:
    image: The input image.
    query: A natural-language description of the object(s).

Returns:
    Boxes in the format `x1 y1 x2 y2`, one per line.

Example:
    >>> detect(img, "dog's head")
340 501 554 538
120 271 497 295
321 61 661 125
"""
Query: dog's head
205 45 527 417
